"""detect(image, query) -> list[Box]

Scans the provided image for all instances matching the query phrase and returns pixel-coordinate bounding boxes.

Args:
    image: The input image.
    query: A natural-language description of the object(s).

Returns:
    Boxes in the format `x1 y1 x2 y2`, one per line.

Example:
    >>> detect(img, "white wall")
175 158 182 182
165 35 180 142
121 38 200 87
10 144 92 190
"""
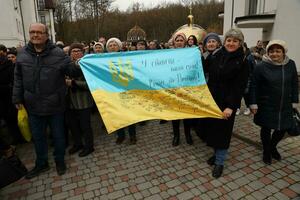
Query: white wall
223 0 262 47
271 0 300 69
20 0 38 44
0 0 24 47
264 0 277 13
241 28 262 48
0 0 37 47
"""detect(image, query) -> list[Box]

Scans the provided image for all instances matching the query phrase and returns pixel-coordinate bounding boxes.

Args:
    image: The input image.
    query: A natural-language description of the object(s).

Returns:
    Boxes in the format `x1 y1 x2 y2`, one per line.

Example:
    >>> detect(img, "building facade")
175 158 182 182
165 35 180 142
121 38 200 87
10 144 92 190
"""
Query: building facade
223 0 300 69
0 0 56 48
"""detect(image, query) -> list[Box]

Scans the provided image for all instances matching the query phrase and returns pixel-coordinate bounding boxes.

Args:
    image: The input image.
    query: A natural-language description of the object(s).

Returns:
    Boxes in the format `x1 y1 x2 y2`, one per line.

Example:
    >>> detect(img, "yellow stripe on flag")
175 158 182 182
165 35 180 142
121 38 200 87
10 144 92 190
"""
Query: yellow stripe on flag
92 85 223 133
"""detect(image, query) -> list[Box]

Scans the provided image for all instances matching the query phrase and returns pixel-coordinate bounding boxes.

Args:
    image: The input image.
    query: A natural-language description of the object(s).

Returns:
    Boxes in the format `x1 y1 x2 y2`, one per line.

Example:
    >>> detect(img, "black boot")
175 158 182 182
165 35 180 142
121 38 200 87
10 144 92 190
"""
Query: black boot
79 148 94 157
271 130 285 161
172 121 180 146
271 148 281 161
183 119 193 145
212 165 223 178
68 145 83 155
116 136 125 144
263 151 272 165
56 161 66 176
25 163 50 179
261 128 272 165
207 155 216 166
172 132 180 146
129 134 137 145
184 132 193 145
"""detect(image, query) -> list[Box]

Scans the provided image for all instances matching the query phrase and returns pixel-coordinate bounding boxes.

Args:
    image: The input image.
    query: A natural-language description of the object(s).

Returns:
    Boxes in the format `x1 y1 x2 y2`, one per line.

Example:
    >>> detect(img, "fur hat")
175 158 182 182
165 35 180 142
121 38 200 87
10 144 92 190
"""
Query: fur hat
93 42 104 51
173 33 187 43
266 39 288 54
203 33 221 47
68 43 84 55
106 37 122 50
224 28 244 45
0 44 7 52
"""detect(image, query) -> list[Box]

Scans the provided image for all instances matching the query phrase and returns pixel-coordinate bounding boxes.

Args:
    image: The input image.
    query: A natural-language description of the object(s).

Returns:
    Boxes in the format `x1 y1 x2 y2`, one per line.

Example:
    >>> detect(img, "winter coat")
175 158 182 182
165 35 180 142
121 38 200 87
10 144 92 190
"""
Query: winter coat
12 40 79 115
0 59 14 114
67 74 94 110
204 46 249 149
249 55 298 130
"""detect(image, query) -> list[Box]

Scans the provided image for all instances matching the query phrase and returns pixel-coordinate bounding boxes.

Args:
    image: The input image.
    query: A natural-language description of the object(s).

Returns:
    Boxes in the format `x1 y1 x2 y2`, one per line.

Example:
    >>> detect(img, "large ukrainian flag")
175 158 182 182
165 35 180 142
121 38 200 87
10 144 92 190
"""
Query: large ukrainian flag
79 47 222 133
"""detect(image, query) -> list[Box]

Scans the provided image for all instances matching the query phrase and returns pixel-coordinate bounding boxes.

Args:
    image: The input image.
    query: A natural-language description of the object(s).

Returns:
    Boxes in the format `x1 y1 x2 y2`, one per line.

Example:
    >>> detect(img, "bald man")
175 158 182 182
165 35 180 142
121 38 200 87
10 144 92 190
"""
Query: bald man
13 23 78 178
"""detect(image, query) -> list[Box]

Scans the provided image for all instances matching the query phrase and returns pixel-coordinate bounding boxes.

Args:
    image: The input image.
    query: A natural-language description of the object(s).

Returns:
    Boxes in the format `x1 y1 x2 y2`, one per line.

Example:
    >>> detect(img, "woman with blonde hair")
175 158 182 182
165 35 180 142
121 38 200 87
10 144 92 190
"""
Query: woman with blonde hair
204 28 249 178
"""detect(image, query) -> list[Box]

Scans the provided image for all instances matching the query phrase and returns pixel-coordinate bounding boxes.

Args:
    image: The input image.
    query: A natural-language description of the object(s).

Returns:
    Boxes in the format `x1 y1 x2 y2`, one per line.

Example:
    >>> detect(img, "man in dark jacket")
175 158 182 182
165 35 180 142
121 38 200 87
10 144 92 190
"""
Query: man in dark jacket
12 23 77 179
0 44 24 145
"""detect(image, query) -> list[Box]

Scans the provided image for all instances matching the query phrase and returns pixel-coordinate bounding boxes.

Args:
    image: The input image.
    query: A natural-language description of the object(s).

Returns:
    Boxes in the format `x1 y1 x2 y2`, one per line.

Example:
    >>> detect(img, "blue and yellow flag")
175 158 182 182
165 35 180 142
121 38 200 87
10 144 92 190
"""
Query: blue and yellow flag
79 47 222 133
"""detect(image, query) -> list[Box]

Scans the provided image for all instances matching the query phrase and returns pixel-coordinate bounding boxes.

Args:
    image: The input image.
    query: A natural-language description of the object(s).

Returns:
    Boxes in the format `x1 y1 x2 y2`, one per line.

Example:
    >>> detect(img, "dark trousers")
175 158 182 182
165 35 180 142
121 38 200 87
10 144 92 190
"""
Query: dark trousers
117 124 136 138
0 103 23 144
242 92 250 108
172 119 193 137
260 127 285 154
28 113 65 167
66 108 94 150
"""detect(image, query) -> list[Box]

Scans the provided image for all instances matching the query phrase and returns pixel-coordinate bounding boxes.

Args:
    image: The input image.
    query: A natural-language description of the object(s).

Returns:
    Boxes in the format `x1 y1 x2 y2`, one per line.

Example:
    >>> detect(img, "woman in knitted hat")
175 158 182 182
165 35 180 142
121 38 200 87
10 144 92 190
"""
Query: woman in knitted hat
93 42 104 54
203 28 249 178
249 39 298 165
196 33 222 143
170 32 194 146
106 37 123 52
106 37 137 144
202 33 222 59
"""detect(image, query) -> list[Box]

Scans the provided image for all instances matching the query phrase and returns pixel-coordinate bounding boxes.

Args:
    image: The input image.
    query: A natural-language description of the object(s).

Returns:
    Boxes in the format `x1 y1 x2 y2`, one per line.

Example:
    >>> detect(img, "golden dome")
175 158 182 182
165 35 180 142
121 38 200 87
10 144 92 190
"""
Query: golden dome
127 25 147 41
172 7 206 42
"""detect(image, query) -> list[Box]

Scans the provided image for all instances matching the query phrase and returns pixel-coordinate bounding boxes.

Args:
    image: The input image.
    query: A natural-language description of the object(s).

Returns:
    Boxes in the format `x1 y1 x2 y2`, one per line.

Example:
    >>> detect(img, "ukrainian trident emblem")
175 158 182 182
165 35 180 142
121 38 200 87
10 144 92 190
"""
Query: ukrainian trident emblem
108 59 134 87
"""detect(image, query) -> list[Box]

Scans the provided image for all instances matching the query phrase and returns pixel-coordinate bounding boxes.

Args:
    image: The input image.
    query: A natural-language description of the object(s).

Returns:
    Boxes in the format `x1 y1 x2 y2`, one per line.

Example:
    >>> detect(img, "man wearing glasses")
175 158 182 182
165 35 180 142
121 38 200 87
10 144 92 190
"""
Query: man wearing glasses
12 23 78 179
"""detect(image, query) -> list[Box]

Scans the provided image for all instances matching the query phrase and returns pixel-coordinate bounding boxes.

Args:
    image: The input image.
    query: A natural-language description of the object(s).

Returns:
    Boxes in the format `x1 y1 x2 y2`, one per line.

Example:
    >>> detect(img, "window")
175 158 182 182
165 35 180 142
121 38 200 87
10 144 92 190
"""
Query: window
40 15 46 24
248 0 258 15
37 0 45 10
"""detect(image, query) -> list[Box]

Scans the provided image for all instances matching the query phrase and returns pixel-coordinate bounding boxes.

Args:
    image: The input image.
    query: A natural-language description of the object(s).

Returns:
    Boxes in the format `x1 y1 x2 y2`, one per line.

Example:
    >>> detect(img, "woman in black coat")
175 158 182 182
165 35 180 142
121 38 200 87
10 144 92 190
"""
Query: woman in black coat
170 33 194 146
249 40 298 165
204 28 249 178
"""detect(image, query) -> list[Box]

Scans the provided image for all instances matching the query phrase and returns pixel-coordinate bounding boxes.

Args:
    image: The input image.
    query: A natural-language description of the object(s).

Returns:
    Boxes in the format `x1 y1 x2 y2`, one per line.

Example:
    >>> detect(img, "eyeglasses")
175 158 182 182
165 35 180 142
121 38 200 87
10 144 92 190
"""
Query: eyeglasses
71 49 83 53
29 31 46 35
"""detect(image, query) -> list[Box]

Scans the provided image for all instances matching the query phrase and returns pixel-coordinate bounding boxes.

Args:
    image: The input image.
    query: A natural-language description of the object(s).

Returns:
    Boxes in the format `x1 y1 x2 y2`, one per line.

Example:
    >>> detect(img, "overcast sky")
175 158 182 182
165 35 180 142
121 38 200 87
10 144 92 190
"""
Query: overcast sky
111 0 180 11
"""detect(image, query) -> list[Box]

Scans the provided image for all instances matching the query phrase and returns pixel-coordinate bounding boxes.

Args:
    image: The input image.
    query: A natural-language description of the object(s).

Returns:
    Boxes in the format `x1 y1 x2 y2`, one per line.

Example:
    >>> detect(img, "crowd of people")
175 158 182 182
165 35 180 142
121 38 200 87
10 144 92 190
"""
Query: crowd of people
0 22 298 181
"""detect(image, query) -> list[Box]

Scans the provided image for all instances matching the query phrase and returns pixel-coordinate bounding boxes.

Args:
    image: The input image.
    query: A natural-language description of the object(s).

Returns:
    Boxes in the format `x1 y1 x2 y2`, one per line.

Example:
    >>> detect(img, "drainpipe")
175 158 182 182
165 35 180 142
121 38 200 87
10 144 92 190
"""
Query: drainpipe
49 9 56 42
231 0 234 28
19 0 27 44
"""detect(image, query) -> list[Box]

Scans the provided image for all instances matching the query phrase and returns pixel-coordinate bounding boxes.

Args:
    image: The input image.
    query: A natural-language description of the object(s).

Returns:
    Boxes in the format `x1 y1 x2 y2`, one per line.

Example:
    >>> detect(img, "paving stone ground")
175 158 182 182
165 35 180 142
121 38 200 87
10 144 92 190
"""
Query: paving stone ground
0 105 299 200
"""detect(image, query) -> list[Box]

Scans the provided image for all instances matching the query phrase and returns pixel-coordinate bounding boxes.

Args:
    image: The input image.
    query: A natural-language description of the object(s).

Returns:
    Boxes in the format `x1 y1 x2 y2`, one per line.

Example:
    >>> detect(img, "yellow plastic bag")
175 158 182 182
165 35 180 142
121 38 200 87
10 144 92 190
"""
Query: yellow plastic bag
17 107 31 142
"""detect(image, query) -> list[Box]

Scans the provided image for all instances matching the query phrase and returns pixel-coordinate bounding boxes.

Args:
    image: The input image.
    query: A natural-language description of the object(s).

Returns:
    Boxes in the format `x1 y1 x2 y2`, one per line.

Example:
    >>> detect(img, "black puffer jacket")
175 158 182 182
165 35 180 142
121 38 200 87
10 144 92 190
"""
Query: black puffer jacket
0 59 14 112
249 56 299 130
12 40 76 115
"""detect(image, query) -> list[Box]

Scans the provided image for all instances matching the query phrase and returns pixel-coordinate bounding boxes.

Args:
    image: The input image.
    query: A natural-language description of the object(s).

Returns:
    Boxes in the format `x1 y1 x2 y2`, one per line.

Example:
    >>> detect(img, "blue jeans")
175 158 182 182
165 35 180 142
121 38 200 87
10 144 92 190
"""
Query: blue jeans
215 149 228 165
28 113 65 167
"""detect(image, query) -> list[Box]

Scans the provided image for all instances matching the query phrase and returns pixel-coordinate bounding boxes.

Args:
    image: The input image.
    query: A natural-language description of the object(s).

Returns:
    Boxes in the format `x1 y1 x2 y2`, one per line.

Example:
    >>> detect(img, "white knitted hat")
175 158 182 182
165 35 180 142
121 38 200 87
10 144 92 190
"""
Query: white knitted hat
106 37 122 50
266 39 288 53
